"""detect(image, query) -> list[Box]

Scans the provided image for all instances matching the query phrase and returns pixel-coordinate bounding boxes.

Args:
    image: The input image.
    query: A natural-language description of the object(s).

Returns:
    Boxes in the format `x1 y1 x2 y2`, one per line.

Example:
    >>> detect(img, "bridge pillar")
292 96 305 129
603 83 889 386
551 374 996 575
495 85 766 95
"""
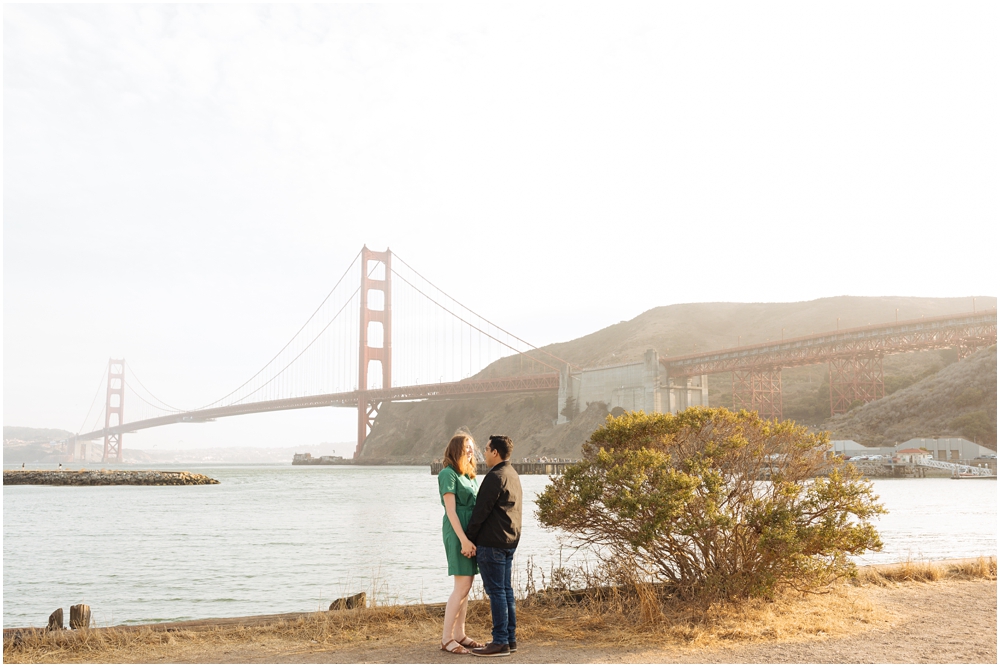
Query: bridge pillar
829 353 884 415
731 367 782 420
102 358 125 463
356 247 392 458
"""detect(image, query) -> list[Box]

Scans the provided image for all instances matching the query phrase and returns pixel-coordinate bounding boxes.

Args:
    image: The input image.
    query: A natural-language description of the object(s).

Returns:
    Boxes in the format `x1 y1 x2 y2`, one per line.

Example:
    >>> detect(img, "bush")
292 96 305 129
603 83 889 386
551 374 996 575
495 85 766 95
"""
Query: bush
536 408 885 600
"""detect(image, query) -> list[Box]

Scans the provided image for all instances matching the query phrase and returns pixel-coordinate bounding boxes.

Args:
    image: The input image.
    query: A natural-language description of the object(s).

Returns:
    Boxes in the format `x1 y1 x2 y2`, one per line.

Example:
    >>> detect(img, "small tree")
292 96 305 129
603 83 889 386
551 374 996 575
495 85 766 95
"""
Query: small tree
536 408 885 600
561 396 580 421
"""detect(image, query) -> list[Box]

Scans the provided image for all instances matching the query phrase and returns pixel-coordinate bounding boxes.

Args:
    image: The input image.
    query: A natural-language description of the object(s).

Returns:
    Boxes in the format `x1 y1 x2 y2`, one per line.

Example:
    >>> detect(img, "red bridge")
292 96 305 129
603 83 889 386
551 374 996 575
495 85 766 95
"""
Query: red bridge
72 247 996 462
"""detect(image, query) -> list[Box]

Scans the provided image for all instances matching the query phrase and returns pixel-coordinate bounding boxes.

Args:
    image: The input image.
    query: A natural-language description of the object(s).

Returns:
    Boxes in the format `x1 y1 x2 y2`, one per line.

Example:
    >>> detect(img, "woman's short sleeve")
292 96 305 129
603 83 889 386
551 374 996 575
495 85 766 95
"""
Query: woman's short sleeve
438 466 457 499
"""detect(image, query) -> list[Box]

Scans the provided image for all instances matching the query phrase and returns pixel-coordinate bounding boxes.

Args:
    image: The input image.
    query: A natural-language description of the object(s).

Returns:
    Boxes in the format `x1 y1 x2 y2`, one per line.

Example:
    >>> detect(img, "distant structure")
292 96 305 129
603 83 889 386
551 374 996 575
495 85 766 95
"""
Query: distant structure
292 453 346 465
558 349 707 424
829 438 995 466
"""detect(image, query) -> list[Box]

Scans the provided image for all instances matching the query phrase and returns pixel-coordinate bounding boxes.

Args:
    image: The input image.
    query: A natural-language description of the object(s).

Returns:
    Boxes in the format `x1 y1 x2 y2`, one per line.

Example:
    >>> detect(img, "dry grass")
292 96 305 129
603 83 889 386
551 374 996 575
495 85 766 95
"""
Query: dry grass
854 556 997 586
3 604 448 664
4 556 996 664
513 583 887 648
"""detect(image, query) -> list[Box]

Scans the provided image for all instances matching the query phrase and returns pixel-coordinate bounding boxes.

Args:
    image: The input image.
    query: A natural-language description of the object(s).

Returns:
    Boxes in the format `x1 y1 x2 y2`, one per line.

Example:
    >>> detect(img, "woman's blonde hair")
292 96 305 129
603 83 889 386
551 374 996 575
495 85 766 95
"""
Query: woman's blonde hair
443 434 476 478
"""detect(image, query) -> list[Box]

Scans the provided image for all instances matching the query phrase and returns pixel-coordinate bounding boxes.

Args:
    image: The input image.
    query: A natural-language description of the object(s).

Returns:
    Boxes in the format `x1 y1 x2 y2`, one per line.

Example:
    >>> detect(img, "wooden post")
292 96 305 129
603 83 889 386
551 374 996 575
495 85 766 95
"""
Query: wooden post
70 604 91 629
47 608 63 631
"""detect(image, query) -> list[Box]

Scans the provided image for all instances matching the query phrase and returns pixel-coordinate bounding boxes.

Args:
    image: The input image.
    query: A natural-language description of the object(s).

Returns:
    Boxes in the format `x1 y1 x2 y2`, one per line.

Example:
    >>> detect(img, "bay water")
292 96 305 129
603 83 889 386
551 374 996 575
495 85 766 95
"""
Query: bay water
3 464 995 628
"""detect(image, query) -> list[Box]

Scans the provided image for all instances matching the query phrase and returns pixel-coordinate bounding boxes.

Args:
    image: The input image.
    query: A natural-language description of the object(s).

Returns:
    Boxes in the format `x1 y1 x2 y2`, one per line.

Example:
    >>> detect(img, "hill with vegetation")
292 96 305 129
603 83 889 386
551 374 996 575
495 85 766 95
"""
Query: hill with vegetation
825 345 997 449
3 426 76 464
360 296 995 462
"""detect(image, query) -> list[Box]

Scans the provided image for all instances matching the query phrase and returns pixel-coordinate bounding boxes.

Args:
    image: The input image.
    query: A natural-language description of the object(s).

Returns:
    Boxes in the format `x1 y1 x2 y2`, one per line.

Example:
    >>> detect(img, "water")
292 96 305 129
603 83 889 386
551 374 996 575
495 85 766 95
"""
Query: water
3 465 995 628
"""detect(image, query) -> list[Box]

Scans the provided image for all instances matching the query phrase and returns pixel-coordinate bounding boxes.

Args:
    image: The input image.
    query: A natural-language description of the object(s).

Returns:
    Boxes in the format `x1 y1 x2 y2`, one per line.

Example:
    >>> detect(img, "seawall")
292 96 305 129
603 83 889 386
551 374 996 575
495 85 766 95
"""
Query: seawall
3 470 220 486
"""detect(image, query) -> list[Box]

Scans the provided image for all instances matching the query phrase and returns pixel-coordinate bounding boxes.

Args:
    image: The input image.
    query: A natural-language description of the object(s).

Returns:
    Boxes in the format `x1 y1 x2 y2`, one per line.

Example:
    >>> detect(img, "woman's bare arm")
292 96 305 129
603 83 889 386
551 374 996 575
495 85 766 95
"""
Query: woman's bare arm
443 493 476 557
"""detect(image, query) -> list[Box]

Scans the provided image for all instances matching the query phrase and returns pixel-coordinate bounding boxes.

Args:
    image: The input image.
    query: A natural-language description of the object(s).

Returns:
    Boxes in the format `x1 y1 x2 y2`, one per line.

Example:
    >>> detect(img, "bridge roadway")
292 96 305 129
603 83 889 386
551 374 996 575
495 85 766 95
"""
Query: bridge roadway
660 310 997 376
75 309 997 443
75 374 560 442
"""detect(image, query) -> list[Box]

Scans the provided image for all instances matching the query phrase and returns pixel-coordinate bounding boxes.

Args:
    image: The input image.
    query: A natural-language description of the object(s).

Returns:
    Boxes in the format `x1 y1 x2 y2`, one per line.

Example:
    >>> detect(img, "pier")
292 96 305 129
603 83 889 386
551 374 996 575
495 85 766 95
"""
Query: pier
3 470 220 486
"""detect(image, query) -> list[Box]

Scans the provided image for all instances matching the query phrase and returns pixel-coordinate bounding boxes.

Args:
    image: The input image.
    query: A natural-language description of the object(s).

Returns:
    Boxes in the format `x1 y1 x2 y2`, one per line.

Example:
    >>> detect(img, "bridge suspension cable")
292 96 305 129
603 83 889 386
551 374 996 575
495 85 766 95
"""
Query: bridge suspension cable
392 253 576 372
125 361 186 413
197 250 363 409
77 364 109 435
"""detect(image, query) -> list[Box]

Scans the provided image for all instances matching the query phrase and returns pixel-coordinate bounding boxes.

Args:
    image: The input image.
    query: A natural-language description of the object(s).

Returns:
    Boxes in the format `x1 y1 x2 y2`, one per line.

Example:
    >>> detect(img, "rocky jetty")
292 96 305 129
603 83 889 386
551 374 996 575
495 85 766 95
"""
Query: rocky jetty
3 470 220 486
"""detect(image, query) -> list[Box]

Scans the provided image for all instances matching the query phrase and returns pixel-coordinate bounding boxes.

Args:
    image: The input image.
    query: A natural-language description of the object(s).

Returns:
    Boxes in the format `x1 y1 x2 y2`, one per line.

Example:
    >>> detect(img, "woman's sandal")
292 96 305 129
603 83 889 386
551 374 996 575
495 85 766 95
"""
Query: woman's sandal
457 636 485 649
441 639 471 654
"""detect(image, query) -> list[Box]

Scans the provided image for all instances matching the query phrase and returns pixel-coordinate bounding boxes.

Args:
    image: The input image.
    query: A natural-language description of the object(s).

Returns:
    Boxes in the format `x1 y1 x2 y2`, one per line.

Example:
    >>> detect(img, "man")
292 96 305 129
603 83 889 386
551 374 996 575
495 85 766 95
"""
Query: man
464 434 522 657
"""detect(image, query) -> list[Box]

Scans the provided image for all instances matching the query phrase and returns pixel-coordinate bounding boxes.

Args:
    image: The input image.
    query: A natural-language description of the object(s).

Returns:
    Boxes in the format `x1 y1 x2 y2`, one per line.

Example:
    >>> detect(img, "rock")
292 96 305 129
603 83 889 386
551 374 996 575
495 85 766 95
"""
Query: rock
329 592 366 610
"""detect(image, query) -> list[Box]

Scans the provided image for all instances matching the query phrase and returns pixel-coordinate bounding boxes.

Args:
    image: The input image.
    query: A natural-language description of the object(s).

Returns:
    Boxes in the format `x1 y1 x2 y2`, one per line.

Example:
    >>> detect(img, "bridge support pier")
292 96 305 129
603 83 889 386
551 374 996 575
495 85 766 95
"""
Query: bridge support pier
355 396 382 458
732 367 782 420
102 358 125 464
829 353 883 416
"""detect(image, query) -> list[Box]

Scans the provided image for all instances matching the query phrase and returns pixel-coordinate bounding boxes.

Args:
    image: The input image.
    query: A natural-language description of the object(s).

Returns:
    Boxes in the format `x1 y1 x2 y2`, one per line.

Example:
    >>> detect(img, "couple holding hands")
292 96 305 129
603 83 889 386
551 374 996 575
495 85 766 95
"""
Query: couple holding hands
437 433 522 658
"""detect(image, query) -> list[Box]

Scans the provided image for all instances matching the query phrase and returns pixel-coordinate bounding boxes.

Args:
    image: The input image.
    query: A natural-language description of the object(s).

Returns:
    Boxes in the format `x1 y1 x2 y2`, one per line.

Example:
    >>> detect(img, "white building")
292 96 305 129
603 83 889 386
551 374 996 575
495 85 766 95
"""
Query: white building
894 448 932 464
898 437 995 463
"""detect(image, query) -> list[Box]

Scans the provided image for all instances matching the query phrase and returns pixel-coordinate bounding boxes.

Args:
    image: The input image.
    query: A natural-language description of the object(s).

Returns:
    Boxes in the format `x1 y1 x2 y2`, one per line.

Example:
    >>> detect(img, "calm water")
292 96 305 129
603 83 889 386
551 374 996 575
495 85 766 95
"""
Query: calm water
3 465 996 628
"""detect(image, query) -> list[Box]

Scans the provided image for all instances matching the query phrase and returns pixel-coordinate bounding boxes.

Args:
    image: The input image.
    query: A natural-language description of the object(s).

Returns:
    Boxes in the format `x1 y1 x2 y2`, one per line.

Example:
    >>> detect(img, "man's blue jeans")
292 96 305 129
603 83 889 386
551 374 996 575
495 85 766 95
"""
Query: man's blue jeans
476 545 516 646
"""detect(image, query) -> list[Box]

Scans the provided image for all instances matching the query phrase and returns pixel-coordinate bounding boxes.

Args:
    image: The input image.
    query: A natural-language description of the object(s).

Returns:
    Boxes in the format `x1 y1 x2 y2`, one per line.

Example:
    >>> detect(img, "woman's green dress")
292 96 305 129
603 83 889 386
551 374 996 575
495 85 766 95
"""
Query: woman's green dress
438 465 479 576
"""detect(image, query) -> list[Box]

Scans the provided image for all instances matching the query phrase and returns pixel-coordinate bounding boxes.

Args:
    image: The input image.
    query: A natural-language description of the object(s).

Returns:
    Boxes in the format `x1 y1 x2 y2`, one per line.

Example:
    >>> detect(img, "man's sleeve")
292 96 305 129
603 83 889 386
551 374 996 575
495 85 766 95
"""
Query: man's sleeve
465 473 500 544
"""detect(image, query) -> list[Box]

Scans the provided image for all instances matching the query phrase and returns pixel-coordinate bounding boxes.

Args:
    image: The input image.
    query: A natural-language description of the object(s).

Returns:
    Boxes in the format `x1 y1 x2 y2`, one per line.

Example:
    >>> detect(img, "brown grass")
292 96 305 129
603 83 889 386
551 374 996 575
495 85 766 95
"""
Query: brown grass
4 556 995 664
854 556 997 586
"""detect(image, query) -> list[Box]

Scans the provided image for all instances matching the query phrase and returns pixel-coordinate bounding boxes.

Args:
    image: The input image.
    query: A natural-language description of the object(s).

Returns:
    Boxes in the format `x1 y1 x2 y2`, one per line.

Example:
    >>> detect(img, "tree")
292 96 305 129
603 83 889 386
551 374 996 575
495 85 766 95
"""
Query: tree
536 408 885 600
560 397 579 421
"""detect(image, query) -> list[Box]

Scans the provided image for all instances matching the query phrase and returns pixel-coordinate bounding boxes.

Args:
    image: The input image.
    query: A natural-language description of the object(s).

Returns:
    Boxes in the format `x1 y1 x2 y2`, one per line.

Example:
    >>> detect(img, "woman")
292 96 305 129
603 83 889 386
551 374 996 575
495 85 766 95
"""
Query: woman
437 434 484 654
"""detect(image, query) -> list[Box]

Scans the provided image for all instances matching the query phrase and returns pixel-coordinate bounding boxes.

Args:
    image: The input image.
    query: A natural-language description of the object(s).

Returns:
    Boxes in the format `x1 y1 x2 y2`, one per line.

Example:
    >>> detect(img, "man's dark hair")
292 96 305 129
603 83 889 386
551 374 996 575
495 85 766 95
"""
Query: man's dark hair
488 434 513 460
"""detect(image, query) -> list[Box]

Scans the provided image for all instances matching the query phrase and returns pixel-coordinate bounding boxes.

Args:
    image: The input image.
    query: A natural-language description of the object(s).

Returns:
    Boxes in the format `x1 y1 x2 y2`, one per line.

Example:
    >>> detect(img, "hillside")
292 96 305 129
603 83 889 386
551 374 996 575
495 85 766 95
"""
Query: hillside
360 296 996 462
825 346 997 448
3 426 76 464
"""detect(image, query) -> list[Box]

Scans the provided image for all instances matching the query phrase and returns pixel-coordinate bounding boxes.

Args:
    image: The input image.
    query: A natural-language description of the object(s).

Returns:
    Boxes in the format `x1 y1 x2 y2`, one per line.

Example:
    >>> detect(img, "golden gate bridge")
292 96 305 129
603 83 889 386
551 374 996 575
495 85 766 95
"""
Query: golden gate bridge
70 247 997 463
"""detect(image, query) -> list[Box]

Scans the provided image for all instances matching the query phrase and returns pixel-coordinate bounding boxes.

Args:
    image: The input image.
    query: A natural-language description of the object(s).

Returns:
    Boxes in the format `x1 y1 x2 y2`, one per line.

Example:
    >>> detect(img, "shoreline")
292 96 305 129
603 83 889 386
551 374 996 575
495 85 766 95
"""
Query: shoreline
4 556 992 637
3 558 995 664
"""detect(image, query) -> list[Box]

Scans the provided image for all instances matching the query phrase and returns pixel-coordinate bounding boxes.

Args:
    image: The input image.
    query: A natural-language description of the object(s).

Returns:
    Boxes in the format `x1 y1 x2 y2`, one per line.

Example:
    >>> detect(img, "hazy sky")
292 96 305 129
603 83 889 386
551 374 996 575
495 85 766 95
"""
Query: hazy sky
4 4 997 452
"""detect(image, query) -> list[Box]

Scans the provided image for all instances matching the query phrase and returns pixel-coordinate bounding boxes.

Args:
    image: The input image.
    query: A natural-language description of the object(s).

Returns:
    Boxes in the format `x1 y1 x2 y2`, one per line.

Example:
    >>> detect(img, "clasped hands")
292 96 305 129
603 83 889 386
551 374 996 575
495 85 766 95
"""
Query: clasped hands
461 539 477 558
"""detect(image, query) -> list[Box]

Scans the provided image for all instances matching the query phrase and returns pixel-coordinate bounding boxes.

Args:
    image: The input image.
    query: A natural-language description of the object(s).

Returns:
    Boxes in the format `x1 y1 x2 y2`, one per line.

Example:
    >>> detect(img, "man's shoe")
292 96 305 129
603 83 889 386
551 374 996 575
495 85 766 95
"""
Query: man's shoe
472 643 510 657
509 641 517 652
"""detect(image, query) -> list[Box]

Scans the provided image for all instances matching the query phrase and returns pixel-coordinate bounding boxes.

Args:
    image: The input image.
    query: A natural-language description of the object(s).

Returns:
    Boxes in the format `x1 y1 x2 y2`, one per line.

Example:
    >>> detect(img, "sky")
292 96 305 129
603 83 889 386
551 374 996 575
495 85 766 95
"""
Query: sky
3 3 997 453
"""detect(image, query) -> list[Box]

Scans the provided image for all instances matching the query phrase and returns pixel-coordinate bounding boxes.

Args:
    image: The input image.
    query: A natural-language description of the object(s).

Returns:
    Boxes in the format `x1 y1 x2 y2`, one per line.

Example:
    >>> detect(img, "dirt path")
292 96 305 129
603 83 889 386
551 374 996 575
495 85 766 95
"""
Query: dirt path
158 580 995 664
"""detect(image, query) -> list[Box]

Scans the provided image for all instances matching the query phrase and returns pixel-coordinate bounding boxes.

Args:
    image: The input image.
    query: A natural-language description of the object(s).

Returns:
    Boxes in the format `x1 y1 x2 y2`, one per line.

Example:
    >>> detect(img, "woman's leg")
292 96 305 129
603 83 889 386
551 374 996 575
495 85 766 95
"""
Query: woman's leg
442 575 474 644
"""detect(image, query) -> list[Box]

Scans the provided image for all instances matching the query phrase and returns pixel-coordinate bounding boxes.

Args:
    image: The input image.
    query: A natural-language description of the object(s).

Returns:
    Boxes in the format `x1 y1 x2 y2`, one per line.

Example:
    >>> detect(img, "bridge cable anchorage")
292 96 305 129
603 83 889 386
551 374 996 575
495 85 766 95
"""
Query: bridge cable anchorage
392 253 579 371
77 364 110 434
389 265 562 375
195 250 363 410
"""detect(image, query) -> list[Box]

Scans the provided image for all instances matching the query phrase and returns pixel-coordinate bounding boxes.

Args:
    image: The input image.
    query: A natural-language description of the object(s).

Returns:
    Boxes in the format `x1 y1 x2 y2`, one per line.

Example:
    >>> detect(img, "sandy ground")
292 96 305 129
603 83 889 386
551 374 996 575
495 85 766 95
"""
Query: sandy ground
144 579 995 664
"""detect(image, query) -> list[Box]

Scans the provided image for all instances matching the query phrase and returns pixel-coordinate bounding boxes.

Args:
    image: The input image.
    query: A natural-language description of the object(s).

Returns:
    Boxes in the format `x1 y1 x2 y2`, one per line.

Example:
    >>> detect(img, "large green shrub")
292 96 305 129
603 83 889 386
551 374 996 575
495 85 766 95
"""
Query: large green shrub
536 408 885 600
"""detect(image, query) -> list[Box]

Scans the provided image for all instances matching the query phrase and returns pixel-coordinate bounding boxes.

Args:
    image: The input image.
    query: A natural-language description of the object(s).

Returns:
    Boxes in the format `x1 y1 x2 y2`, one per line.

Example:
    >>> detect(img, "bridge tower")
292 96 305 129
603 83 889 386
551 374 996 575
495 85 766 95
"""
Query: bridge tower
102 358 125 463
356 247 392 457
